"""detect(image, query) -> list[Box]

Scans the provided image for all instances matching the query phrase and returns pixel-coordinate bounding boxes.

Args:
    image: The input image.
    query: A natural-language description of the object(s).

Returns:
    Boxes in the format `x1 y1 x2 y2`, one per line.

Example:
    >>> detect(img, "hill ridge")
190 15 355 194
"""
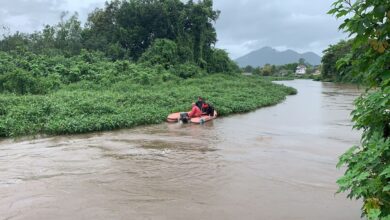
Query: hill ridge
235 47 321 67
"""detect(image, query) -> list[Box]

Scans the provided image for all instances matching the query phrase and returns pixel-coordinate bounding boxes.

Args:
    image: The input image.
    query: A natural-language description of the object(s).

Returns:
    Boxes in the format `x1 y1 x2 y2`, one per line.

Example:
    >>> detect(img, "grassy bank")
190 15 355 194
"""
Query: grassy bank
249 74 321 82
0 74 296 137
261 76 296 81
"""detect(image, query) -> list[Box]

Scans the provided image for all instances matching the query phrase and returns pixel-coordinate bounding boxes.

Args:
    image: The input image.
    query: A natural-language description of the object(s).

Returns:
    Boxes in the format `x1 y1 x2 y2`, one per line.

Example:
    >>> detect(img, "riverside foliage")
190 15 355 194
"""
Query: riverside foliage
0 74 296 137
329 0 390 219
321 39 367 83
0 0 250 137
0 0 239 74
0 0 295 138
0 41 295 137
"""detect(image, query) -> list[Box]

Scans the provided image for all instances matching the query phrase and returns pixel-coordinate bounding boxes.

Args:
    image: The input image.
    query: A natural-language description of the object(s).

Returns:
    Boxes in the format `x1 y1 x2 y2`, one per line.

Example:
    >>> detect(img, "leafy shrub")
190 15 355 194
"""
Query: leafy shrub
139 39 178 69
170 63 204 79
207 49 240 74
0 69 47 94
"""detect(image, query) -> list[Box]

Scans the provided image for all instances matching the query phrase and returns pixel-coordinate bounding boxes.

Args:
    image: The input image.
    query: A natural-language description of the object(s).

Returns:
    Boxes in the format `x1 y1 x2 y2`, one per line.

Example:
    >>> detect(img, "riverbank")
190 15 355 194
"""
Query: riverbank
253 75 321 82
0 74 296 137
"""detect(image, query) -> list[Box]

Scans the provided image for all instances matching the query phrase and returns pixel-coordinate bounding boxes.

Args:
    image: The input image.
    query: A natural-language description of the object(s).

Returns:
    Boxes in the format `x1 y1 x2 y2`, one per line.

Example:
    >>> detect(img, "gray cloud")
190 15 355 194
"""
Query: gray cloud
213 0 347 58
0 0 105 34
0 0 66 33
0 0 346 58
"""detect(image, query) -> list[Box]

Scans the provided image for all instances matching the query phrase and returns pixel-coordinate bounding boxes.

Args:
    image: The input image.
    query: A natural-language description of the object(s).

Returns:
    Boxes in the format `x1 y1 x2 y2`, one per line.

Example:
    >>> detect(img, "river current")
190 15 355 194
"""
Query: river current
0 80 362 220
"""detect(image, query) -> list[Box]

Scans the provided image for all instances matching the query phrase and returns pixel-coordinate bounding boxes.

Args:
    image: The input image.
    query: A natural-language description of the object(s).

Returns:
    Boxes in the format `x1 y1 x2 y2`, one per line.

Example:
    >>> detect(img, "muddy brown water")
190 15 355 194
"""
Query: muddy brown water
0 80 362 220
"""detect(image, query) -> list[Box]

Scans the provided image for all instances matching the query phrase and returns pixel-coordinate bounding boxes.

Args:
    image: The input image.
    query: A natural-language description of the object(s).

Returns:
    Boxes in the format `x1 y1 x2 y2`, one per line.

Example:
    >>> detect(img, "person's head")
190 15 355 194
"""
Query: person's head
181 117 189 123
198 96 203 101
192 102 196 107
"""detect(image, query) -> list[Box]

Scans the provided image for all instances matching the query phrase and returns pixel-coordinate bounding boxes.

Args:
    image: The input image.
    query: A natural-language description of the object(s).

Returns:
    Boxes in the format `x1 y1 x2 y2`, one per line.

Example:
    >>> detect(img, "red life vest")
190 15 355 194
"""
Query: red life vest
188 105 202 118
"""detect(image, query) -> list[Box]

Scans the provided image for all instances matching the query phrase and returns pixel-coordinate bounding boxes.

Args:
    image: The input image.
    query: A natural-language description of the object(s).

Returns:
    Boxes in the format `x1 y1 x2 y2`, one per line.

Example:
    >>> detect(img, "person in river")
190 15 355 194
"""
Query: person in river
201 102 215 116
180 103 202 123
195 97 204 111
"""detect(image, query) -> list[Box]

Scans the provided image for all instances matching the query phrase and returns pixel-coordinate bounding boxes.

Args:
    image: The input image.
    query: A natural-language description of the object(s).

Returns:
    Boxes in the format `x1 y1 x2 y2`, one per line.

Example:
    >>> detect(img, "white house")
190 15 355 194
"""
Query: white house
295 65 307 75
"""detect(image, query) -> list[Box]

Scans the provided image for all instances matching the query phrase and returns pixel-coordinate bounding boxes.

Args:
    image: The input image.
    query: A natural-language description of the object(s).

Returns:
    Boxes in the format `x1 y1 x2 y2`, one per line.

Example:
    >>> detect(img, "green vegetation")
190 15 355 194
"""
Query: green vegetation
0 74 296 137
0 0 238 74
261 76 296 81
329 0 390 219
0 0 296 138
321 40 366 83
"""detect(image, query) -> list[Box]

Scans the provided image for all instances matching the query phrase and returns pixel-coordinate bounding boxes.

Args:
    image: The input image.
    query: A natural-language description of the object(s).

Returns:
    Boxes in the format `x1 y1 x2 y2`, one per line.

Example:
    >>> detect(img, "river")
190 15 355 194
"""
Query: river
0 80 362 220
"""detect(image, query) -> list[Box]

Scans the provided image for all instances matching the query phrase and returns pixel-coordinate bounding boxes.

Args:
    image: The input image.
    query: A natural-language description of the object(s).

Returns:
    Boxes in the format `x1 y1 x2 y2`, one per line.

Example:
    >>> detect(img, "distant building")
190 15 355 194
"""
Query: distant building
295 65 307 75
313 69 321 75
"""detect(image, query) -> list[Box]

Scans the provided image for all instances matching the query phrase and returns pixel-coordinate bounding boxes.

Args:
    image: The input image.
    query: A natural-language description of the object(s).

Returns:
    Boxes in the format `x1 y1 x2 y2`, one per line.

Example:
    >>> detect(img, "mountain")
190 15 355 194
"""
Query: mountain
235 47 321 67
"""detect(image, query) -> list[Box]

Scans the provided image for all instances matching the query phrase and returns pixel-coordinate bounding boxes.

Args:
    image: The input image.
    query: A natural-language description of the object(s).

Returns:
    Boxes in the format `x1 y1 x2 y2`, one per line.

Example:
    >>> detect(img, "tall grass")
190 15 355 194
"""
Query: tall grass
0 74 296 137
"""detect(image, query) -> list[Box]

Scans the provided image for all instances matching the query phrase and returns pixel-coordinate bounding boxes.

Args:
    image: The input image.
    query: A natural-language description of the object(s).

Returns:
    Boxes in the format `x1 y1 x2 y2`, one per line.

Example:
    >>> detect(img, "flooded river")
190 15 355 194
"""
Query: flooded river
0 80 362 220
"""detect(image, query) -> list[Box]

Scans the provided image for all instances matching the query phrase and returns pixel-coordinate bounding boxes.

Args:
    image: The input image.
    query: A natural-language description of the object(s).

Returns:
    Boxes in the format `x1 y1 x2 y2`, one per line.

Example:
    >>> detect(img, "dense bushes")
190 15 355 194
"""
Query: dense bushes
0 74 296 137
0 46 240 95
170 63 204 79
0 0 239 75
0 50 184 94
321 40 365 83
138 39 239 75
139 39 179 69
206 49 240 74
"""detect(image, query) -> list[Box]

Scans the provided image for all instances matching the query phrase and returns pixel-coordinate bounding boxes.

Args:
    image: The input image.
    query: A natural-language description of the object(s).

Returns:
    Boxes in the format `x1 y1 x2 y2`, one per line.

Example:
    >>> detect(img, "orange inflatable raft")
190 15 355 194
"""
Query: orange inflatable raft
167 111 217 124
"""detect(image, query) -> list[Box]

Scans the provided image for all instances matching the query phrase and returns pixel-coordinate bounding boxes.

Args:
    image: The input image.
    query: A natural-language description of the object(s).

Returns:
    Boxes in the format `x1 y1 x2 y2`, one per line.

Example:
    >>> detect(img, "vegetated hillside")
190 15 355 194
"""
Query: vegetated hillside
235 46 321 67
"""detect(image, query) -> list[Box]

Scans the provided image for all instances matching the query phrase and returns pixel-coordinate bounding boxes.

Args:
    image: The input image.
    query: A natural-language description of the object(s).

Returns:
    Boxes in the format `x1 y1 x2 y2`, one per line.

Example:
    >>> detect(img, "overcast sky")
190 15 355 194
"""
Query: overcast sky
0 0 347 59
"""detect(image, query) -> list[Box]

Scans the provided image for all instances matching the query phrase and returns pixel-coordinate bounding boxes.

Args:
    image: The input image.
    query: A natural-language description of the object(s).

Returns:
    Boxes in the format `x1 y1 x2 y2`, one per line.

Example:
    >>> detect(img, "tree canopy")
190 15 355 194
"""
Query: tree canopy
0 0 238 75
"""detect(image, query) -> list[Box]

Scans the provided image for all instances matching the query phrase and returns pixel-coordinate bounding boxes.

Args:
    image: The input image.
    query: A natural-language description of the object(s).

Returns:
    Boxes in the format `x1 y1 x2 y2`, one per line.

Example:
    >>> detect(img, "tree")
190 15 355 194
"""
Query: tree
0 13 83 56
0 0 237 76
329 0 390 219
0 32 30 52
55 13 83 55
139 39 178 69
321 40 365 82
322 40 352 80
298 58 306 65
80 0 226 73
206 48 239 74
261 64 274 76
243 65 254 73
252 67 261 75
83 0 219 63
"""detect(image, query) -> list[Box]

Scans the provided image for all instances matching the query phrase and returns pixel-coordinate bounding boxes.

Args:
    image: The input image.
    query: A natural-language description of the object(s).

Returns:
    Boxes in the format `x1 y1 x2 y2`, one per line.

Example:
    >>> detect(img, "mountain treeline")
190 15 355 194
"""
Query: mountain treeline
0 0 239 95
242 58 319 77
